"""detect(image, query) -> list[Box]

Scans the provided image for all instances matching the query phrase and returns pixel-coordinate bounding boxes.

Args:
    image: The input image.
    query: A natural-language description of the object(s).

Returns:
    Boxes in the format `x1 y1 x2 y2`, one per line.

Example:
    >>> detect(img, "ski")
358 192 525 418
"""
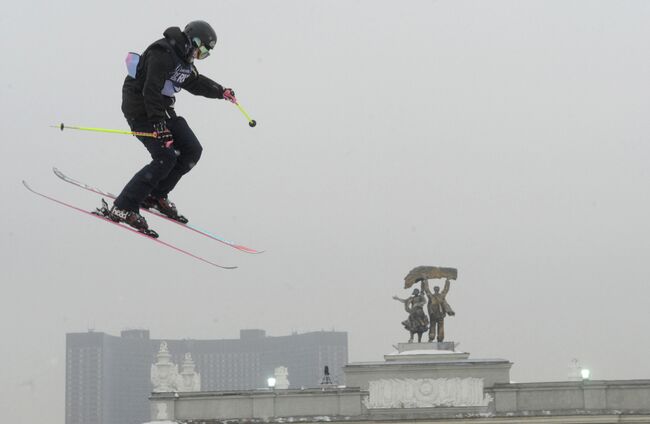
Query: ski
52 167 263 254
22 180 237 270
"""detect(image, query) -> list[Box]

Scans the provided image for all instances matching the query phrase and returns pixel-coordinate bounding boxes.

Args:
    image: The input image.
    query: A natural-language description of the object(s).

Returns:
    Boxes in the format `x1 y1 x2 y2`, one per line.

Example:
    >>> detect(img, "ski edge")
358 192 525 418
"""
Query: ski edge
22 180 237 270
52 167 264 254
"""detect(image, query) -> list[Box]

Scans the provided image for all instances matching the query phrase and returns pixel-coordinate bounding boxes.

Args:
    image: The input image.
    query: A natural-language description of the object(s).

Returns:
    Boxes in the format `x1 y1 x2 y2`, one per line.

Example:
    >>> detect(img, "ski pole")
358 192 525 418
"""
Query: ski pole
51 123 156 138
233 102 257 127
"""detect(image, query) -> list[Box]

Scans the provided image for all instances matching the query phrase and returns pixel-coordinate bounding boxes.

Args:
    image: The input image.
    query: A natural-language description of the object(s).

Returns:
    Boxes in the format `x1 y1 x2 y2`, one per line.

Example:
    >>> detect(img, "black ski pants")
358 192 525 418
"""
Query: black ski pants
114 116 203 212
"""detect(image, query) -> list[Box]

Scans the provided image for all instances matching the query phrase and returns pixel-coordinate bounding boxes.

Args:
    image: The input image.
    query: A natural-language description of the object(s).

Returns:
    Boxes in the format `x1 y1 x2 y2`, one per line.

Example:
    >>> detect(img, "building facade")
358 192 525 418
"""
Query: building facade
65 329 348 424
149 342 650 424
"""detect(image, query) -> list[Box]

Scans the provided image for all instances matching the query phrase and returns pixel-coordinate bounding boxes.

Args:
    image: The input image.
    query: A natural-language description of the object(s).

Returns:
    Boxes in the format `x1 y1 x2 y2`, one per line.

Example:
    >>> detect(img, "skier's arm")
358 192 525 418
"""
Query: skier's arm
142 50 175 123
183 66 225 99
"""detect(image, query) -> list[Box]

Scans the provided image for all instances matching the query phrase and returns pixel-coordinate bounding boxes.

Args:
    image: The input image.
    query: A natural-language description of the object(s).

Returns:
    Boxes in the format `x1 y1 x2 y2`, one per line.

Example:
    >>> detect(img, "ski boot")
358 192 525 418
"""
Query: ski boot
141 195 189 224
94 199 159 238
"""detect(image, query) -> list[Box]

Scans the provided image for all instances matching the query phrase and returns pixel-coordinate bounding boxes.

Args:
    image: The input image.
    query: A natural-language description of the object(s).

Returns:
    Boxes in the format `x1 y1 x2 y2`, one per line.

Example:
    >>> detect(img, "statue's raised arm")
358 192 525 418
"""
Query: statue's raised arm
442 278 451 296
421 279 433 296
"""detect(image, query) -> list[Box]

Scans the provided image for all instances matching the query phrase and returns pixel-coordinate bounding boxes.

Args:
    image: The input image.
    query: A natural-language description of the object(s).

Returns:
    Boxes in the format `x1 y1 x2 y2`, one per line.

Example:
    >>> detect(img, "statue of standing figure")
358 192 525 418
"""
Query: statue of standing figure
422 279 455 342
393 288 429 343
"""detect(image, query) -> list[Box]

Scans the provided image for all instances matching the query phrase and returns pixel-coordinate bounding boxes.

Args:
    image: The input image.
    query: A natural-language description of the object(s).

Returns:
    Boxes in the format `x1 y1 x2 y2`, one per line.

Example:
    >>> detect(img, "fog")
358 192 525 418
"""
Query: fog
2 1 650 423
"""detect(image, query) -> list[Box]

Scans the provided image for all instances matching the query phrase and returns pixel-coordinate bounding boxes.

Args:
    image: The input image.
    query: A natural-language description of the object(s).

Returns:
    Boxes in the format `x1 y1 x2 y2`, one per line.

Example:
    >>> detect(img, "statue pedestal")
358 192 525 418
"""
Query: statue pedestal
385 342 469 362
397 341 456 351
344 341 512 394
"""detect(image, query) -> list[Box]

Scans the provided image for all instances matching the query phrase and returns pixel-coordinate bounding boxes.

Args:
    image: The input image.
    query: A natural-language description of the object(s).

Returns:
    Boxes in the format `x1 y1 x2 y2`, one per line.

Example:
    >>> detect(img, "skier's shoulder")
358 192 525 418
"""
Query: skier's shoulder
145 37 174 58
142 38 175 68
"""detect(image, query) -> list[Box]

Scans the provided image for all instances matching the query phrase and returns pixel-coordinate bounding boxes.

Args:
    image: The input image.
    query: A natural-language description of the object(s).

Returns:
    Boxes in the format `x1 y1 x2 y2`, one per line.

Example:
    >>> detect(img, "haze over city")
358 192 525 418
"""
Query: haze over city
2 1 650 424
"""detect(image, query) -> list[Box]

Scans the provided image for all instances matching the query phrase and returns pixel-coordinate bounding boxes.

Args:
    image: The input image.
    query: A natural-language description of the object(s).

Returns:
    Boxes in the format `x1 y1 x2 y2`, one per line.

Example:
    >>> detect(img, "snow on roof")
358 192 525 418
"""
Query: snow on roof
142 421 178 424
387 349 458 355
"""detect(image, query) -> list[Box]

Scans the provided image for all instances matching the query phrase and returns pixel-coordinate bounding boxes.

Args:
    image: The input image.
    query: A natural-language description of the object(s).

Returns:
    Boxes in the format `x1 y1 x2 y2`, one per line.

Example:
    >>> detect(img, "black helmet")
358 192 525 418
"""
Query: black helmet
184 20 217 50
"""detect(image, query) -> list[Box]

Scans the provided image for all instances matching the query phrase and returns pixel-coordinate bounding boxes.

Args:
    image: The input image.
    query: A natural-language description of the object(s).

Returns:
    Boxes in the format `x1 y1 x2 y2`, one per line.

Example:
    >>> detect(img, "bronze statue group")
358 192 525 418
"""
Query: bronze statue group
393 279 455 343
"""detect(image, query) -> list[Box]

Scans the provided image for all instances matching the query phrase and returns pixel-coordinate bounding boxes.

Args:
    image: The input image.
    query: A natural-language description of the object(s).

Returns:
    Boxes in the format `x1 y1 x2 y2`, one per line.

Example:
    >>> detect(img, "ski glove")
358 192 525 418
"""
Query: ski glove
153 121 174 148
223 88 237 104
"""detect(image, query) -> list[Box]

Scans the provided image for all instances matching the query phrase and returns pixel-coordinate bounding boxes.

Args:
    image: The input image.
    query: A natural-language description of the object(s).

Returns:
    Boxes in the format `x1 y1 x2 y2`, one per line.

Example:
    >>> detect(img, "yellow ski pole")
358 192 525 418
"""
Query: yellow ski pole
51 123 157 138
234 103 257 127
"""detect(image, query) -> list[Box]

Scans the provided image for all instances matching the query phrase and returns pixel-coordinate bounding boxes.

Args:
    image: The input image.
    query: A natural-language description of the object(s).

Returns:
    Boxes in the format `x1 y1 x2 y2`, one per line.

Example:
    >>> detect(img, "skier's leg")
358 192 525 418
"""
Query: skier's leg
151 116 203 198
114 122 178 212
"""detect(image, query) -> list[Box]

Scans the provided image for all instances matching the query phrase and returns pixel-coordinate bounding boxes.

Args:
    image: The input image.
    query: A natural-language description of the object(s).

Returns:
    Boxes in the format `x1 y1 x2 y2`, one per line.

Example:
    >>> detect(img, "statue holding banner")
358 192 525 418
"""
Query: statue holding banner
401 266 457 343
422 279 455 342
393 288 429 343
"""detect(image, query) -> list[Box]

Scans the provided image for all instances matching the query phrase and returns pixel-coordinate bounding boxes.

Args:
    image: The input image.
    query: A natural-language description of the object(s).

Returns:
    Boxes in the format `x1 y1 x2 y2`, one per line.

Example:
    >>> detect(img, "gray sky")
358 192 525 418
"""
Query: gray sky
2 1 650 423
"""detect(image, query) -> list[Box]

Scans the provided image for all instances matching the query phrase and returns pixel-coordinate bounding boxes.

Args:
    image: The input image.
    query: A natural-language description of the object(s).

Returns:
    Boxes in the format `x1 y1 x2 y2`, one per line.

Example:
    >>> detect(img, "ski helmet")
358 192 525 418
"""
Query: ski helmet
184 20 217 51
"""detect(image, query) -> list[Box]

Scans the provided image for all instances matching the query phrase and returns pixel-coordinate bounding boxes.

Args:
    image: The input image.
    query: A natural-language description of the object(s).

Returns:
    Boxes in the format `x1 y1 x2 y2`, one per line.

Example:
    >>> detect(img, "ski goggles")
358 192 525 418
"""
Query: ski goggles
192 37 212 60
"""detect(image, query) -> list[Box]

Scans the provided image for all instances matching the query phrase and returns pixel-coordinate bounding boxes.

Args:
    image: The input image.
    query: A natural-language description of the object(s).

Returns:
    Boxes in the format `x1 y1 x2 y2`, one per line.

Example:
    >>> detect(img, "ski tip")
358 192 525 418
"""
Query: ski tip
201 261 238 270
52 167 65 179
235 245 265 254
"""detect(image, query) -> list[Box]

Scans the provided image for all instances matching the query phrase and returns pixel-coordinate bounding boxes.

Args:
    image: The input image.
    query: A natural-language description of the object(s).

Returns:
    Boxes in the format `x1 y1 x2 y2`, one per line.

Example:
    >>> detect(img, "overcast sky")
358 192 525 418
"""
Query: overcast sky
2 1 650 423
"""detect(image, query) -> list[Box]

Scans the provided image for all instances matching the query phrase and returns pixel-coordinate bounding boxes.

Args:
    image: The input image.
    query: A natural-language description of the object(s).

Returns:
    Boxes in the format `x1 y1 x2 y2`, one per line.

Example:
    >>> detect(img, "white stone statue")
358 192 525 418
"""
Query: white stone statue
568 358 582 381
151 341 179 392
274 366 290 389
176 352 201 392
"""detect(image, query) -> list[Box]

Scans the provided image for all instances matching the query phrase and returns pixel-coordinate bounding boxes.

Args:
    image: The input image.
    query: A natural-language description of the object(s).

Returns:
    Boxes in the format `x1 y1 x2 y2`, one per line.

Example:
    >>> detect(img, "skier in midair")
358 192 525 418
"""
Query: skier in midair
110 20 236 231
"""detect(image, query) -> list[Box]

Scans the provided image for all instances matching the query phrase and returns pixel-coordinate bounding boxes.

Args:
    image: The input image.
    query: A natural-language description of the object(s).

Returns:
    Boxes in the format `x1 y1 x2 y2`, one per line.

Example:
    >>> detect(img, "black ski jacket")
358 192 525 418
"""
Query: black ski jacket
121 27 225 124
